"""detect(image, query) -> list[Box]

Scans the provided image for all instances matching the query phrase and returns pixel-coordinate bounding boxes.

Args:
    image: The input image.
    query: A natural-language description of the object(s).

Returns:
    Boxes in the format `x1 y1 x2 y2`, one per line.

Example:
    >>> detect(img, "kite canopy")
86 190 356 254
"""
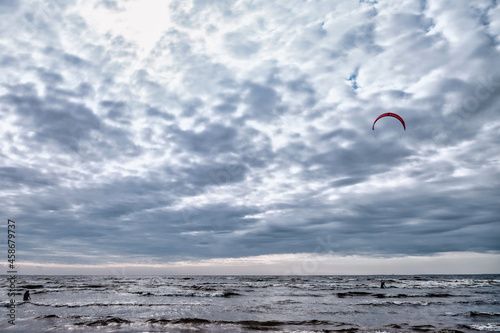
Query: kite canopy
372 112 406 131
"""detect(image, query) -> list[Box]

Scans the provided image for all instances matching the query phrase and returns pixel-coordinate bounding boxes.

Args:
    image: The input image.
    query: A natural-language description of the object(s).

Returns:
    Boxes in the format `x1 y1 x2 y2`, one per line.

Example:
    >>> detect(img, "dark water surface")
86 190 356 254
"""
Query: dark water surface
1 275 499 332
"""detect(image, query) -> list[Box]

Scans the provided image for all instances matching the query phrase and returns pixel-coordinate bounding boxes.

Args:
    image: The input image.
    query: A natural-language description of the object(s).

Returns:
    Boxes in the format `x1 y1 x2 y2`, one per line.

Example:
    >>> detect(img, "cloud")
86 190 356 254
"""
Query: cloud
2 84 101 154
0 0 499 273
0 166 57 189
224 31 261 58
95 0 126 12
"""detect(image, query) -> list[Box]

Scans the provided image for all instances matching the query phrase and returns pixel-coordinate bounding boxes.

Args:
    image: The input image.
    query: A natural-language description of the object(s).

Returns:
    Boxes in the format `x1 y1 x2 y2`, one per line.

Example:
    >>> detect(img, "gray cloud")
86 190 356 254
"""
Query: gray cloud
0 0 499 272
2 86 101 153
168 123 239 154
0 166 57 188
0 0 19 12
224 31 260 58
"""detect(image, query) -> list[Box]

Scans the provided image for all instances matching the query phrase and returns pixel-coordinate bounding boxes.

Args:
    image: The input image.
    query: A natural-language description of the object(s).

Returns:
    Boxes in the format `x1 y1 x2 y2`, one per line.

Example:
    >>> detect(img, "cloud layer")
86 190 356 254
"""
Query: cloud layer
0 0 499 272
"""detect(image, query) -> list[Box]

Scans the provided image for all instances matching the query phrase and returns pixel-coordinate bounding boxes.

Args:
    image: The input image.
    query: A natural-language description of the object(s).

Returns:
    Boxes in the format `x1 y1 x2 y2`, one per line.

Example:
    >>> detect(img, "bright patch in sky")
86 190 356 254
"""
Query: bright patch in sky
80 0 173 57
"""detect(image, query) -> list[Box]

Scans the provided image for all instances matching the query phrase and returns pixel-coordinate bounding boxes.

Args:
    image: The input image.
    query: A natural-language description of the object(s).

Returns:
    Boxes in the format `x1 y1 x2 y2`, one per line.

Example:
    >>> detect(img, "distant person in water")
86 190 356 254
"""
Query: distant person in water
380 280 386 289
23 290 31 301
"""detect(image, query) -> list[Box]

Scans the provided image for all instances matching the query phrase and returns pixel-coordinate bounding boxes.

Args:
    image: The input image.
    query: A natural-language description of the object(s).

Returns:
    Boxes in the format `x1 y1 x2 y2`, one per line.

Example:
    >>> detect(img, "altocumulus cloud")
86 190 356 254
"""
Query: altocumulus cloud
0 0 499 274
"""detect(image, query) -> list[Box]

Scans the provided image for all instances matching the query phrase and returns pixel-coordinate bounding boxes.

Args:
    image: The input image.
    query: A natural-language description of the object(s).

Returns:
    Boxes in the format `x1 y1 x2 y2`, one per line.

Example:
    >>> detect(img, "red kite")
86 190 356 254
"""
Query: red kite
372 113 406 131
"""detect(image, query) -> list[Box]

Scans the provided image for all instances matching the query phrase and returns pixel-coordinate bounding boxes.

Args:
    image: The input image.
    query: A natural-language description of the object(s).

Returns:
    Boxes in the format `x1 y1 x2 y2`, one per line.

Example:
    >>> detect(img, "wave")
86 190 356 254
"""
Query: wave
19 284 44 289
147 318 212 325
72 315 493 333
336 291 373 298
138 290 241 297
146 318 336 328
458 300 500 306
336 291 459 298
67 316 346 330
275 299 302 304
35 314 59 319
465 323 500 331
72 316 454 332
468 311 500 318
30 301 175 308
74 316 131 326
357 300 440 306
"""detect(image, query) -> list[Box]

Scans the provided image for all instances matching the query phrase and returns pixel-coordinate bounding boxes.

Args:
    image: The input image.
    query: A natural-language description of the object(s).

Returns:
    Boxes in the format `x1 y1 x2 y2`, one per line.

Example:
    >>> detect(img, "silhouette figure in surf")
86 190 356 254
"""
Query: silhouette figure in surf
380 280 386 289
23 290 31 301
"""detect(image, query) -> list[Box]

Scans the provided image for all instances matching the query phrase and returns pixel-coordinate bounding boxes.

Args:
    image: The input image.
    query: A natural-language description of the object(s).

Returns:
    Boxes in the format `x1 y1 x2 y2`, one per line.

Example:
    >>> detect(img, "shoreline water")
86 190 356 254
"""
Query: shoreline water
1 274 499 332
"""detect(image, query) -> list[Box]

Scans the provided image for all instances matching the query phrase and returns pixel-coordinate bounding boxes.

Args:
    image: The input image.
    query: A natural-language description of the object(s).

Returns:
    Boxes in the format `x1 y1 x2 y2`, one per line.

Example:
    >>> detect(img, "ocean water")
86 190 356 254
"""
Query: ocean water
1 275 499 332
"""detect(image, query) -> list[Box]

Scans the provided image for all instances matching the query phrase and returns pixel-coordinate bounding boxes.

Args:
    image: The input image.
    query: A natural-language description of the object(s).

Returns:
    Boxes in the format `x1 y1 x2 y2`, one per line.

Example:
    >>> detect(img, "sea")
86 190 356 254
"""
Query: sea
1 275 499 332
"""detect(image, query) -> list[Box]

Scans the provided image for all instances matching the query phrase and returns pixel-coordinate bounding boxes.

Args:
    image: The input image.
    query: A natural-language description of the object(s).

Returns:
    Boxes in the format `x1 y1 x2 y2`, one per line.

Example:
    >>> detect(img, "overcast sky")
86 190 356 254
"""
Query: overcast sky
1 0 499 275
